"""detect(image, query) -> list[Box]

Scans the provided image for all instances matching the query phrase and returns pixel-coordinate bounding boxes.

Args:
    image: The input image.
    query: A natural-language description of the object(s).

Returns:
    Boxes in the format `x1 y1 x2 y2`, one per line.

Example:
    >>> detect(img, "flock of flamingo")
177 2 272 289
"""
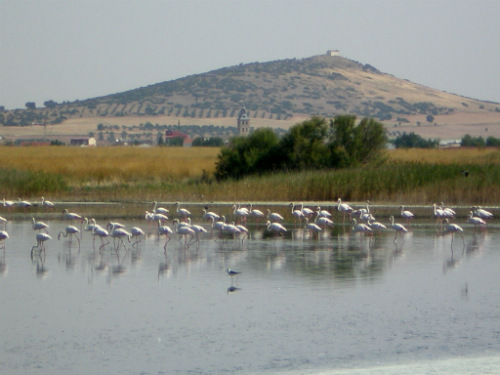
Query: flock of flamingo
0 197 496 257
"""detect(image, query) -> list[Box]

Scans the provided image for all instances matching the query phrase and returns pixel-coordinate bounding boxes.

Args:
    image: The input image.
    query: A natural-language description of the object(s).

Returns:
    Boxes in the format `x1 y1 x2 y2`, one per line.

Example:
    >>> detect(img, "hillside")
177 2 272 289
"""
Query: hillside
1 53 499 141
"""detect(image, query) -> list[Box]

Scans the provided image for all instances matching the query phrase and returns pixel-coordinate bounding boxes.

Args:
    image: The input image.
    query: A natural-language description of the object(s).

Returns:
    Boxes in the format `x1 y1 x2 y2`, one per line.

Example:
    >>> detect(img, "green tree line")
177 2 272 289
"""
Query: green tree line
214 115 387 180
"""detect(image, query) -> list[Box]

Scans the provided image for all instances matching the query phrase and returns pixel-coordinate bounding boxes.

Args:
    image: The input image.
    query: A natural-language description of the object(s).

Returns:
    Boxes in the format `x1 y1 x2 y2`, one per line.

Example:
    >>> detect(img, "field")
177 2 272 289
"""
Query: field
1 146 499 206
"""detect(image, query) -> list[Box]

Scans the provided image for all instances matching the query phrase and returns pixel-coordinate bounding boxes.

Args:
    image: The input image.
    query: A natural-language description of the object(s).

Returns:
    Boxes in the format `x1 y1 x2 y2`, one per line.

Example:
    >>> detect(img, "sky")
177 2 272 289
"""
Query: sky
1 0 499 110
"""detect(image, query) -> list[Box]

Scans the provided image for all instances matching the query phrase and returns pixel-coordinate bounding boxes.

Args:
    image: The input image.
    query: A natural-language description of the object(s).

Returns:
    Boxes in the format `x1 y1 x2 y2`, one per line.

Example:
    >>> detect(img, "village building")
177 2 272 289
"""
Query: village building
237 107 250 136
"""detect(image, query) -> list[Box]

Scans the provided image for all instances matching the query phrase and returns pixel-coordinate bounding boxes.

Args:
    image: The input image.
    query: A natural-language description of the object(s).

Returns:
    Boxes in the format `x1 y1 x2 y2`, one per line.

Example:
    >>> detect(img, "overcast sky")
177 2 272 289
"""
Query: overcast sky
1 0 499 110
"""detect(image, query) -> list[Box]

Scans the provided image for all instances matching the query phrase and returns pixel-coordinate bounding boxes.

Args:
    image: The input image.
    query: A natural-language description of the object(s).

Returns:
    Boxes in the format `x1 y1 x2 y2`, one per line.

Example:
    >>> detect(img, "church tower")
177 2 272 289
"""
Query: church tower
237 107 250 136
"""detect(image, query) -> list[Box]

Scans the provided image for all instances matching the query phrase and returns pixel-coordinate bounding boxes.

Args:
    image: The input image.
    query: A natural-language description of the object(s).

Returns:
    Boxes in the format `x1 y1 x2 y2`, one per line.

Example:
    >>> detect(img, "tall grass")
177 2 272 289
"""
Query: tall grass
1 146 499 204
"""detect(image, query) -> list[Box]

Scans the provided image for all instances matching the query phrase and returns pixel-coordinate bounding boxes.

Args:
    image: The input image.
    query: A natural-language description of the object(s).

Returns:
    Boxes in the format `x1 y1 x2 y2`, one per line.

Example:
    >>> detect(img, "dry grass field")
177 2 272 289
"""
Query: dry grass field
1 145 499 205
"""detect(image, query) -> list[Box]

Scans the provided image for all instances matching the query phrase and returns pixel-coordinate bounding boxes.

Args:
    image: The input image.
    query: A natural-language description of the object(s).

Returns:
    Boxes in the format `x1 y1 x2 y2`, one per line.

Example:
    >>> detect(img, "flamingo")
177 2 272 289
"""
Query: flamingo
58 225 81 246
3 198 15 210
158 221 173 252
266 220 287 237
109 224 132 251
439 202 456 218
130 226 145 247
202 209 221 222
472 206 494 220
235 223 249 242
31 233 52 257
351 218 373 238
389 215 408 242
305 217 322 239
184 218 208 243
467 211 486 230
432 203 450 227
41 197 55 210
266 209 284 223
210 216 226 239
368 218 387 236
299 203 315 219
399 205 415 227
17 198 32 209
289 203 306 223
248 203 265 223
173 219 195 247
0 230 8 249
91 225 110 250
232 204 250 224
32 217 49 233
442 219 465 246
174 202 191 220
63 209 83 222
337 198 353 224
152 201 169 215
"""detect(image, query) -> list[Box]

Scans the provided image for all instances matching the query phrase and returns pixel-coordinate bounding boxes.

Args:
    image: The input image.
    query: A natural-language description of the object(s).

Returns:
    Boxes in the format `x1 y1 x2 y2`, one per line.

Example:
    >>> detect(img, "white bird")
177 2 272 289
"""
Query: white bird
0 230 9 249
439 202 456 217
31 232 52 257
315 206 332 218
472 206 494 220
315 212 334 228
174 202 191 220
235 223 249 242
32 217 49 233
305 217 322 239
109 224 132 250
152 201 169 215
467 211 486 230
202 209 221 222
289 203 306 223
337 198 353 224
232 204 250 224
266 209 284 223
41 196 55 209
399 205 415 227
442 219 465 246
185 218 208 243
173 219 195 247
351 218 373 237
389 215 408 242
91 225 110 250
2 198 15 210
17 198 32 209
248 203 265 223
63 209 83 222
130 226 145 247
266 220 287 237
158 222 173 251
58 225 80 246
299 203 315 219
367 218 387 235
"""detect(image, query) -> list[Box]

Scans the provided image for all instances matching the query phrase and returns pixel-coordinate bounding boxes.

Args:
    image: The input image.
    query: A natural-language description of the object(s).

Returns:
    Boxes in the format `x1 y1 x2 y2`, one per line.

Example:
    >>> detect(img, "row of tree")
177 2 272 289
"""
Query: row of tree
214 115 387 180
392 132 500 148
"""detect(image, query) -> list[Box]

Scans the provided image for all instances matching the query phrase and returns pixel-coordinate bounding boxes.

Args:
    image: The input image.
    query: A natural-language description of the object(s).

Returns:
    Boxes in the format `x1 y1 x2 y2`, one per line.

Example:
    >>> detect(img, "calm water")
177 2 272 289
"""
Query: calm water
1 204 499 375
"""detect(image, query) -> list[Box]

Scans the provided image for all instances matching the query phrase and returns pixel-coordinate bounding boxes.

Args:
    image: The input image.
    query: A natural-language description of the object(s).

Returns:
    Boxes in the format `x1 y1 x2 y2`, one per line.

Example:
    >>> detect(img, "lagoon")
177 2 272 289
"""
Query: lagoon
1 205 499 374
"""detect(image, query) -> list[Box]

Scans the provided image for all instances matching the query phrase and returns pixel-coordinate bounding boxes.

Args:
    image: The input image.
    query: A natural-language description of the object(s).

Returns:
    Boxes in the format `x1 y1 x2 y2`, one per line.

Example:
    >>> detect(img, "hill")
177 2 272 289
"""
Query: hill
1 53 499 142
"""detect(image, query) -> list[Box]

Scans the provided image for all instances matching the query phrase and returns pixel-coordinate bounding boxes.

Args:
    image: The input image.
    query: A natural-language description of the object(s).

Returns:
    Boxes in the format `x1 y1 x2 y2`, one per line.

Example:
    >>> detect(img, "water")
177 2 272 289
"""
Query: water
1 206 499 375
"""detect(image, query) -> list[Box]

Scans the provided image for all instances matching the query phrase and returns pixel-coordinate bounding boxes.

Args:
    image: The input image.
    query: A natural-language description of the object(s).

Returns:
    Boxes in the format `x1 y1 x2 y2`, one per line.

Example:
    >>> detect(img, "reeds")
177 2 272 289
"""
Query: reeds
1 146 499 204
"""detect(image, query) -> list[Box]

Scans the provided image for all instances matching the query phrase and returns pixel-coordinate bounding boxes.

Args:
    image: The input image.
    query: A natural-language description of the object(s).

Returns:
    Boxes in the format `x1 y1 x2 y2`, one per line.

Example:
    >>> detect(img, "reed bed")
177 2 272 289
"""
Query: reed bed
1 146 499 205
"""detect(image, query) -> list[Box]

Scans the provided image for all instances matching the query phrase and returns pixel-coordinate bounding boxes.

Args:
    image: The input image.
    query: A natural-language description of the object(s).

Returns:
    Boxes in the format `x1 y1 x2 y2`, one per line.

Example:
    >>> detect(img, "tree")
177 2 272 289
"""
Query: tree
393 132 439 148
279 116 329 170
25 102 36 110
214 128 279 180
328 115 387 166
44 100 58 109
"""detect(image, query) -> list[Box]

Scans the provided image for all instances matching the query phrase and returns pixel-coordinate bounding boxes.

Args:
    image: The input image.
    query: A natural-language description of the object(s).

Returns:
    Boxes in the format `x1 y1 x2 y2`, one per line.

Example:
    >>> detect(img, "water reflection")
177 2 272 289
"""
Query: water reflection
1 213 499 375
